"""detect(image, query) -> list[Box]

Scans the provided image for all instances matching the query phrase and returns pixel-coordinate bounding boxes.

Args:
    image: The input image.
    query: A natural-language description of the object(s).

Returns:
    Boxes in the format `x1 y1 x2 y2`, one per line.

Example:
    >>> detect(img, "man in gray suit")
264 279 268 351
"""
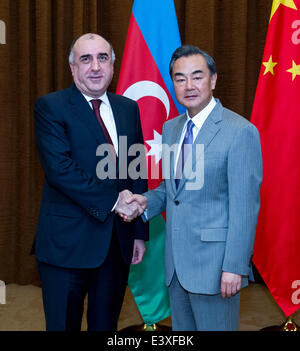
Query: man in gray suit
121 45 263 331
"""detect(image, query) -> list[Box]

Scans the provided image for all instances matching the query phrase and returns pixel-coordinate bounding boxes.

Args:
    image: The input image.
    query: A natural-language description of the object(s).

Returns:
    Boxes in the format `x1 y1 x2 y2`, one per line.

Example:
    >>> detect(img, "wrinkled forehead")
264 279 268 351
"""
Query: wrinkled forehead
73 34 112 57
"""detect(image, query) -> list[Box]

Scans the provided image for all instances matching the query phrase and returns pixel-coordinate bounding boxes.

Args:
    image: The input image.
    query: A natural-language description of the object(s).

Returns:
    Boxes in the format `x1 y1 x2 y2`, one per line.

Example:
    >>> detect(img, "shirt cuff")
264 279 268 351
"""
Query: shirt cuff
111 194 120 211
141 209 149 222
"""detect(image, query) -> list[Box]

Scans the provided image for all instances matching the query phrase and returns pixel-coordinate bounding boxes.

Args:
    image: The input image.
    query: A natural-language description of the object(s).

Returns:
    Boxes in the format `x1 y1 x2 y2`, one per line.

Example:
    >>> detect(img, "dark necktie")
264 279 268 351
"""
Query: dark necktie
175 119 194 189
90 99 116 162
90 99 114 146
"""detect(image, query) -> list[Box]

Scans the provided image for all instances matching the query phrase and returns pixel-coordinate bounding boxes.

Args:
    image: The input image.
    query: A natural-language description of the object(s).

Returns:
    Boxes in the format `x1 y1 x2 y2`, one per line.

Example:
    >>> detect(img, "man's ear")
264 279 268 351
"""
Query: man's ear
69 62 74 76
211 73 217 90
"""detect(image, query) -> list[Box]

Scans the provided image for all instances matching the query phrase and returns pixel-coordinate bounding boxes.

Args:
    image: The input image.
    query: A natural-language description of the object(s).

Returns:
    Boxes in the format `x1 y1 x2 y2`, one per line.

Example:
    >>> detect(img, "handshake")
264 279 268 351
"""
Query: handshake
115 190 147 222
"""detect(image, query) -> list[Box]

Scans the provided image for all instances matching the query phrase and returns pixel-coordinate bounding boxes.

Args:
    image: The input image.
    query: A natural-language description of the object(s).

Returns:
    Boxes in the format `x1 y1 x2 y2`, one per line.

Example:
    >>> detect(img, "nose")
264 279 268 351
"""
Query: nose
91 58 101 71
185 77 194 90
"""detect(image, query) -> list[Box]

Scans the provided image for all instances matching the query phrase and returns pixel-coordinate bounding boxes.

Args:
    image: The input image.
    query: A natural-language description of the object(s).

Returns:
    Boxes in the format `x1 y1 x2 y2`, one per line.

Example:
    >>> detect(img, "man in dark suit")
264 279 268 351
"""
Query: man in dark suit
32 33 149 331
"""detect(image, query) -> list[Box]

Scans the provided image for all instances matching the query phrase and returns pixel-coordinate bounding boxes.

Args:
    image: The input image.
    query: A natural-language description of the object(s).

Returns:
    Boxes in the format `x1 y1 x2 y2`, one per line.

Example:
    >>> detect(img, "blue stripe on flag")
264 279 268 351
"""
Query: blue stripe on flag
132 0 185 114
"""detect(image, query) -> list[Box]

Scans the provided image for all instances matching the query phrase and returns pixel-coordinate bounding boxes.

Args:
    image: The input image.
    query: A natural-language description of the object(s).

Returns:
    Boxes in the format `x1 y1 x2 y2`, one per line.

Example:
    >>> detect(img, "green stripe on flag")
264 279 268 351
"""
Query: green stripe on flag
128 214 170 325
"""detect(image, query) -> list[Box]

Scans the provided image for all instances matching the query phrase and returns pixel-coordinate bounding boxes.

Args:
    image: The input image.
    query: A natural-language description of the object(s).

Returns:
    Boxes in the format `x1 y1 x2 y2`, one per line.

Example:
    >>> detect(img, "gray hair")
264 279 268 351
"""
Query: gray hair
68 34 116 64
169 45 216 77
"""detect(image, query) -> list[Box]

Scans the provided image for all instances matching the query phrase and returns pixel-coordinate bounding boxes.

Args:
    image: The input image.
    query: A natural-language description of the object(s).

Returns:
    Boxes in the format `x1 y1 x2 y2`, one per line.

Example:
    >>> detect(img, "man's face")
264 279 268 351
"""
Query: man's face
69 35 114 98
172 54 217 117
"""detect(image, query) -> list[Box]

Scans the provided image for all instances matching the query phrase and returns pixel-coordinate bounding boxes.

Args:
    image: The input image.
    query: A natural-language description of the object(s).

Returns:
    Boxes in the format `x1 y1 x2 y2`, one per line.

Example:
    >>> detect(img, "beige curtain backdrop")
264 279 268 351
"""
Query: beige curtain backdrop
0 0 272 285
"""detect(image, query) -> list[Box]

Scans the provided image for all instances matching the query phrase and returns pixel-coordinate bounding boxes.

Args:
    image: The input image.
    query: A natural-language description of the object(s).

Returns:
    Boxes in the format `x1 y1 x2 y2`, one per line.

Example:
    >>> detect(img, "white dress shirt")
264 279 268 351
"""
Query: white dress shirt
82 92 119 156
174 97 216 174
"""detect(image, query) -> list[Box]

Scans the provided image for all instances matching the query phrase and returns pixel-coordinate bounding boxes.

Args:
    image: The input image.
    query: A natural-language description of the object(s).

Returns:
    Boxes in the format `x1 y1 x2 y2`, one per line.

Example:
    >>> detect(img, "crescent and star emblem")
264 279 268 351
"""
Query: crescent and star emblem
123 80 170 164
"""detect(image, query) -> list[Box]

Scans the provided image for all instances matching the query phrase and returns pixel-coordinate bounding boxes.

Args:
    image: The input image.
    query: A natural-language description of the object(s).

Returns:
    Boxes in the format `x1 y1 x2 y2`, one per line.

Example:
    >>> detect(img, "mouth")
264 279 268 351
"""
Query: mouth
184 95 198 99
89 76 103 82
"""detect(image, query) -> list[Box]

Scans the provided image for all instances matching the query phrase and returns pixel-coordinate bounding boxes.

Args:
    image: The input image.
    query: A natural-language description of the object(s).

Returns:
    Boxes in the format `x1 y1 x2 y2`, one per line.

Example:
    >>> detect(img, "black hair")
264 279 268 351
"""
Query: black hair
169 45 217 77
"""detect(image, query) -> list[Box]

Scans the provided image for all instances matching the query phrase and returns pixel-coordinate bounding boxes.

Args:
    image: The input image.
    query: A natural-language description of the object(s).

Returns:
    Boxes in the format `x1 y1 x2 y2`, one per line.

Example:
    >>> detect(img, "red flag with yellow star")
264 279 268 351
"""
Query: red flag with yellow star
251 0 300 317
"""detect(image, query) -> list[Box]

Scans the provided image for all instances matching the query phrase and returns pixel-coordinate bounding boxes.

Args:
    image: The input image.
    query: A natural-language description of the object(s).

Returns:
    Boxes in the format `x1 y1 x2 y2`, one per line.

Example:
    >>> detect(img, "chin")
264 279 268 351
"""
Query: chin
87 86 103 95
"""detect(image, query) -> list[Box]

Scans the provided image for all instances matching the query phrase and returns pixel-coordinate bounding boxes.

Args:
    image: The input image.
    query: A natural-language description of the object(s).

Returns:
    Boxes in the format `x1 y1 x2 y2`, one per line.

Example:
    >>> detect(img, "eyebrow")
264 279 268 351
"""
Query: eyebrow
79 53 109 60
174 72 185 77
174 70 204 77
191 70 204 75
79 54 91 60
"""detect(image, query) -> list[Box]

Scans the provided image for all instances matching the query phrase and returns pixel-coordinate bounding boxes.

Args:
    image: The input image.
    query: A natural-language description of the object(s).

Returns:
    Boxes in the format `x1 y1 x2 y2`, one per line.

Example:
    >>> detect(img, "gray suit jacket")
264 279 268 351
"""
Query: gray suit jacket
144 99 262 294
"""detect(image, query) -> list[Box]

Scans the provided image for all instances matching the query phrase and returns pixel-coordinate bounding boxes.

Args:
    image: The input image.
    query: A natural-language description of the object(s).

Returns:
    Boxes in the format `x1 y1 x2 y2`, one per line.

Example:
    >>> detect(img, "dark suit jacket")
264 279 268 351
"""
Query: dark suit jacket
33 83 149 268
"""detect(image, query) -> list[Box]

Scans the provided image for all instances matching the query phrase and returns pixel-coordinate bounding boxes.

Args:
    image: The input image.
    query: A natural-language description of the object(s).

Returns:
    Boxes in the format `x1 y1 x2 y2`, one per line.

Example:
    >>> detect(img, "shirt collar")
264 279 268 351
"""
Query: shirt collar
186 97 216 129
81 91 110 107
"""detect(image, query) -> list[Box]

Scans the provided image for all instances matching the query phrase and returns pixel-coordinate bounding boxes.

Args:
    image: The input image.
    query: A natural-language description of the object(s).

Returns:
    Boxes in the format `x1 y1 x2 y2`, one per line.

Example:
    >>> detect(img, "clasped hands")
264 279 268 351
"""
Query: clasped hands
115 190 147 222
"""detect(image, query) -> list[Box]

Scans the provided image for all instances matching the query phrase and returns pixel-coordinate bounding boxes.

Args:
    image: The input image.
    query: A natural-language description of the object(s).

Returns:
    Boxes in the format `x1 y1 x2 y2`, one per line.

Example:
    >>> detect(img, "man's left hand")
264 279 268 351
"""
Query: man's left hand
131 240 146 265
221 272 242 298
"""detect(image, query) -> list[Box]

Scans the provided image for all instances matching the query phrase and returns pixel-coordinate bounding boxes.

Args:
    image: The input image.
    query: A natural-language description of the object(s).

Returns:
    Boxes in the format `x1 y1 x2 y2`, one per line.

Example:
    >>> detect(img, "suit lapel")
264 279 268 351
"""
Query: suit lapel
167 115 186 195
68 84 109 145
175 100 223 194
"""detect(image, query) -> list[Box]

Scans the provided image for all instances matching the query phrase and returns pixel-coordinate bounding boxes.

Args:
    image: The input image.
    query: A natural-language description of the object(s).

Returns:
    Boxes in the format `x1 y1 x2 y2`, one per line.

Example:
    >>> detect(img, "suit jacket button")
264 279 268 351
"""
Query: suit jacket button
174 200 179 206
